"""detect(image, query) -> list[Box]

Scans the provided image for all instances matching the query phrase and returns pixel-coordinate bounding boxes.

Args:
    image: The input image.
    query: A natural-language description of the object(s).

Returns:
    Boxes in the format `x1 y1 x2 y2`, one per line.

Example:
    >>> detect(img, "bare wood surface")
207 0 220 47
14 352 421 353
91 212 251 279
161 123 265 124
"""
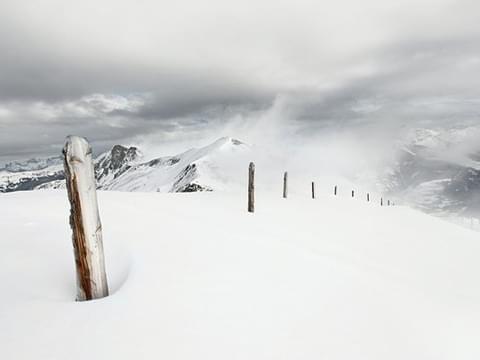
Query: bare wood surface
63 136 109 301
248 162 255 213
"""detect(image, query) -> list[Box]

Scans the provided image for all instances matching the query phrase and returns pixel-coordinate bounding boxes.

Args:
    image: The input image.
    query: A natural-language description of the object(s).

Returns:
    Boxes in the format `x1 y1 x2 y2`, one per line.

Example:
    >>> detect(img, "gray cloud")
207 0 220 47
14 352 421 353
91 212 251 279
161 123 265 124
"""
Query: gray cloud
1 0 480 162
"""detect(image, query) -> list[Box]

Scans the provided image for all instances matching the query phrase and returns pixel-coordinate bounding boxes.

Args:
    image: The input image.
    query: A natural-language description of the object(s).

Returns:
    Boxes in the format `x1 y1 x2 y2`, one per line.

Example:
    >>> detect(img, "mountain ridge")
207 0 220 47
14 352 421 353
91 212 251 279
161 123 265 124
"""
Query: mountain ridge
0 137 250 193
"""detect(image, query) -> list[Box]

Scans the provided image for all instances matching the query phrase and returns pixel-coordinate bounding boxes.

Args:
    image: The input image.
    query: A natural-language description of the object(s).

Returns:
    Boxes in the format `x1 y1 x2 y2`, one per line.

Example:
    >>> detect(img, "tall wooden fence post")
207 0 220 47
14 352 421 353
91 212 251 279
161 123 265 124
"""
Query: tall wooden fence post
367 193 370 202
352 190 355 198
283 172 288 198
63 136 109 301
381 197 383 206
311 181 315 199
334 185 337 196
248 162 255 213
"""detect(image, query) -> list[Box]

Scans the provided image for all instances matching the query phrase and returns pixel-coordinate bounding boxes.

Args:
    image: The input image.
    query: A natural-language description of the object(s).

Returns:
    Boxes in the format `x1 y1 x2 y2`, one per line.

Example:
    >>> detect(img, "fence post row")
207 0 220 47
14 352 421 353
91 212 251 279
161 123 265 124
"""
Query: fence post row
248 162 255 213
63 136 109 301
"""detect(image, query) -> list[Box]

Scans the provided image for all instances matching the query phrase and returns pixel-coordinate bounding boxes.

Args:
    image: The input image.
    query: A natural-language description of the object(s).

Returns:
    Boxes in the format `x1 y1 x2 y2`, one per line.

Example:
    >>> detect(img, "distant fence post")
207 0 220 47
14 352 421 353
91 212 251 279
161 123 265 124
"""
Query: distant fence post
351 190 354 198
283 172 288 198
248 162 255 213
367 193 370 202
63 136 109 301
311 181 315 199
334 185 337 196
387 200 391 206
381 197 383 206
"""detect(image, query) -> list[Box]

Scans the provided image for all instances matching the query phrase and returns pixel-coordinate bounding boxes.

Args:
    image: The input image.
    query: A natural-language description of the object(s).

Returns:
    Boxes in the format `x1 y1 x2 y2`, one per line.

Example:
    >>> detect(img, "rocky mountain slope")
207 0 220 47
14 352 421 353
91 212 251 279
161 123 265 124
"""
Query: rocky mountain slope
0 137 250 193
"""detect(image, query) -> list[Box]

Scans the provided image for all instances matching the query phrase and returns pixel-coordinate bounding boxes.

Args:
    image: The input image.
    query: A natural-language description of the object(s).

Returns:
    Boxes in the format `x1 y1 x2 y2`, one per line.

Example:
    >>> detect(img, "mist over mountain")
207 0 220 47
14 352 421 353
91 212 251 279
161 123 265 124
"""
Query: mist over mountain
379 127 480 216
2 127 480 225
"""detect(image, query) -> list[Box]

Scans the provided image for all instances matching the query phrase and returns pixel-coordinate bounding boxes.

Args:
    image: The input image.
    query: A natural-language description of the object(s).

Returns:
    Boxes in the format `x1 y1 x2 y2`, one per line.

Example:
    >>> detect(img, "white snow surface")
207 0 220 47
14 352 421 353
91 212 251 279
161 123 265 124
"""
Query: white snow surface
1 189 480 359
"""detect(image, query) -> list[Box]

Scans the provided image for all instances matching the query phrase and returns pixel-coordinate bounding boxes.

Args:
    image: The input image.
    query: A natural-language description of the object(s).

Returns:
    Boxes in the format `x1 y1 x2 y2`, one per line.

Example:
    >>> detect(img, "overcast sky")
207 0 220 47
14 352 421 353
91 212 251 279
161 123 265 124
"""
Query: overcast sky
1 0 480 161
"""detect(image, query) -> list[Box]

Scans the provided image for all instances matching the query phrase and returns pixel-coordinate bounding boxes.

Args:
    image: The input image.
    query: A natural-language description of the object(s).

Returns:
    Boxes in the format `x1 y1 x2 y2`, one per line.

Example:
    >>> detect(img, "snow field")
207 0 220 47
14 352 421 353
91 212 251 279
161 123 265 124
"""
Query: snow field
1 189 480 359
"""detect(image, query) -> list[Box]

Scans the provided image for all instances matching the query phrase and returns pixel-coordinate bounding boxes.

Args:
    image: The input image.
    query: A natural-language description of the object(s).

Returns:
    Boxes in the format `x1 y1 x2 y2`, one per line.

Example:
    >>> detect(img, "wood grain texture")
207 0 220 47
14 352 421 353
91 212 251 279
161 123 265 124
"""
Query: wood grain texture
63 136 109 301
248 162 255 213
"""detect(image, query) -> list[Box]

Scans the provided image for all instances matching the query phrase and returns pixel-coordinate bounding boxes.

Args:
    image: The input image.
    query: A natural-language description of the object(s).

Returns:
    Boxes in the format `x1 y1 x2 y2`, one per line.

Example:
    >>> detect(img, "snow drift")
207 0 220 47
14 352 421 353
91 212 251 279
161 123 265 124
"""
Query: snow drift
1 188 480 359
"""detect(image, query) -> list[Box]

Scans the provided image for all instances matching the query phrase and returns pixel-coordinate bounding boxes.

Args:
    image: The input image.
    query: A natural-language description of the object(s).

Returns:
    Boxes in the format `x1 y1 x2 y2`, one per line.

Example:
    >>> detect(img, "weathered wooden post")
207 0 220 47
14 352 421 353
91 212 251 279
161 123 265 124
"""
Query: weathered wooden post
283 172 288 198
380 197 383 206
351 190 355 198
387 200 391 206
63 136 109 301
311 181 315 199
334 185 337 196
248 162 255 213
367 193 370 202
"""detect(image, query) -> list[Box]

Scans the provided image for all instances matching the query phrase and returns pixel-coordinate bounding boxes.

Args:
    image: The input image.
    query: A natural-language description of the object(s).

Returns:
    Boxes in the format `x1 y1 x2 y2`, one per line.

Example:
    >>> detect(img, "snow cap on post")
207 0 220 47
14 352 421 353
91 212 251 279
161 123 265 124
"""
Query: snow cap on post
63 136 109 301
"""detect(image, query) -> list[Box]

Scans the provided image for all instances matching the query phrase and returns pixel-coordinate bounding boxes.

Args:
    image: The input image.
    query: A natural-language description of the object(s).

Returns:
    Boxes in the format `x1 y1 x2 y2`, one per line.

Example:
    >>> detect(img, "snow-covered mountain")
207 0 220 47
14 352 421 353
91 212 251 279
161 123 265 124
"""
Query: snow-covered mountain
0 160 65 192
381 127 480 217
3 130 480 219
0 156 63 172
0 137 250 193
98 137 250 192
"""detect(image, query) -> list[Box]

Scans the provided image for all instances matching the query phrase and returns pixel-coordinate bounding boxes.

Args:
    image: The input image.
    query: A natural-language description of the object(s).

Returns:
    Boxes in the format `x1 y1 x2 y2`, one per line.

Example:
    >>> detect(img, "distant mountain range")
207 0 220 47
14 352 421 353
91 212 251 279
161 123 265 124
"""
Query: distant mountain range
381 128 480 217
2 131 480 219
0 137 250 193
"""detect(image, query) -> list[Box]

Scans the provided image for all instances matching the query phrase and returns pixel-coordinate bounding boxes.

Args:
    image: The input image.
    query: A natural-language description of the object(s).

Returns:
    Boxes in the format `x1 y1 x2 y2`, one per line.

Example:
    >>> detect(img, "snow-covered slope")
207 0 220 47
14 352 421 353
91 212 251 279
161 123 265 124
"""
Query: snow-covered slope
1 189 480 359
0 163 64 192
100 137 250 192
380 127 480 217
0 137 250 193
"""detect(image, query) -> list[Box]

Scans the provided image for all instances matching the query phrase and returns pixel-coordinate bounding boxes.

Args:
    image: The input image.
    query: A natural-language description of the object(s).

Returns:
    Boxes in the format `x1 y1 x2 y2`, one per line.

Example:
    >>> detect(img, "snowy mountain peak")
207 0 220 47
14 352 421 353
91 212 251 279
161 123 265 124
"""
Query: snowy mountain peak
95 145 142 186
194 137 249 156
99 137 251 193
0 137 251 193
98 145 141 167
212 136 246 147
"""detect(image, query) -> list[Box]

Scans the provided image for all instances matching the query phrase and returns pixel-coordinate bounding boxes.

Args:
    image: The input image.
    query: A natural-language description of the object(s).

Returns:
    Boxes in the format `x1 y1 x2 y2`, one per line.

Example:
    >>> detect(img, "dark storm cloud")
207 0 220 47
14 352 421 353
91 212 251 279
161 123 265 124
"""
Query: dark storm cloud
1 0 480 161
284 34 480 129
